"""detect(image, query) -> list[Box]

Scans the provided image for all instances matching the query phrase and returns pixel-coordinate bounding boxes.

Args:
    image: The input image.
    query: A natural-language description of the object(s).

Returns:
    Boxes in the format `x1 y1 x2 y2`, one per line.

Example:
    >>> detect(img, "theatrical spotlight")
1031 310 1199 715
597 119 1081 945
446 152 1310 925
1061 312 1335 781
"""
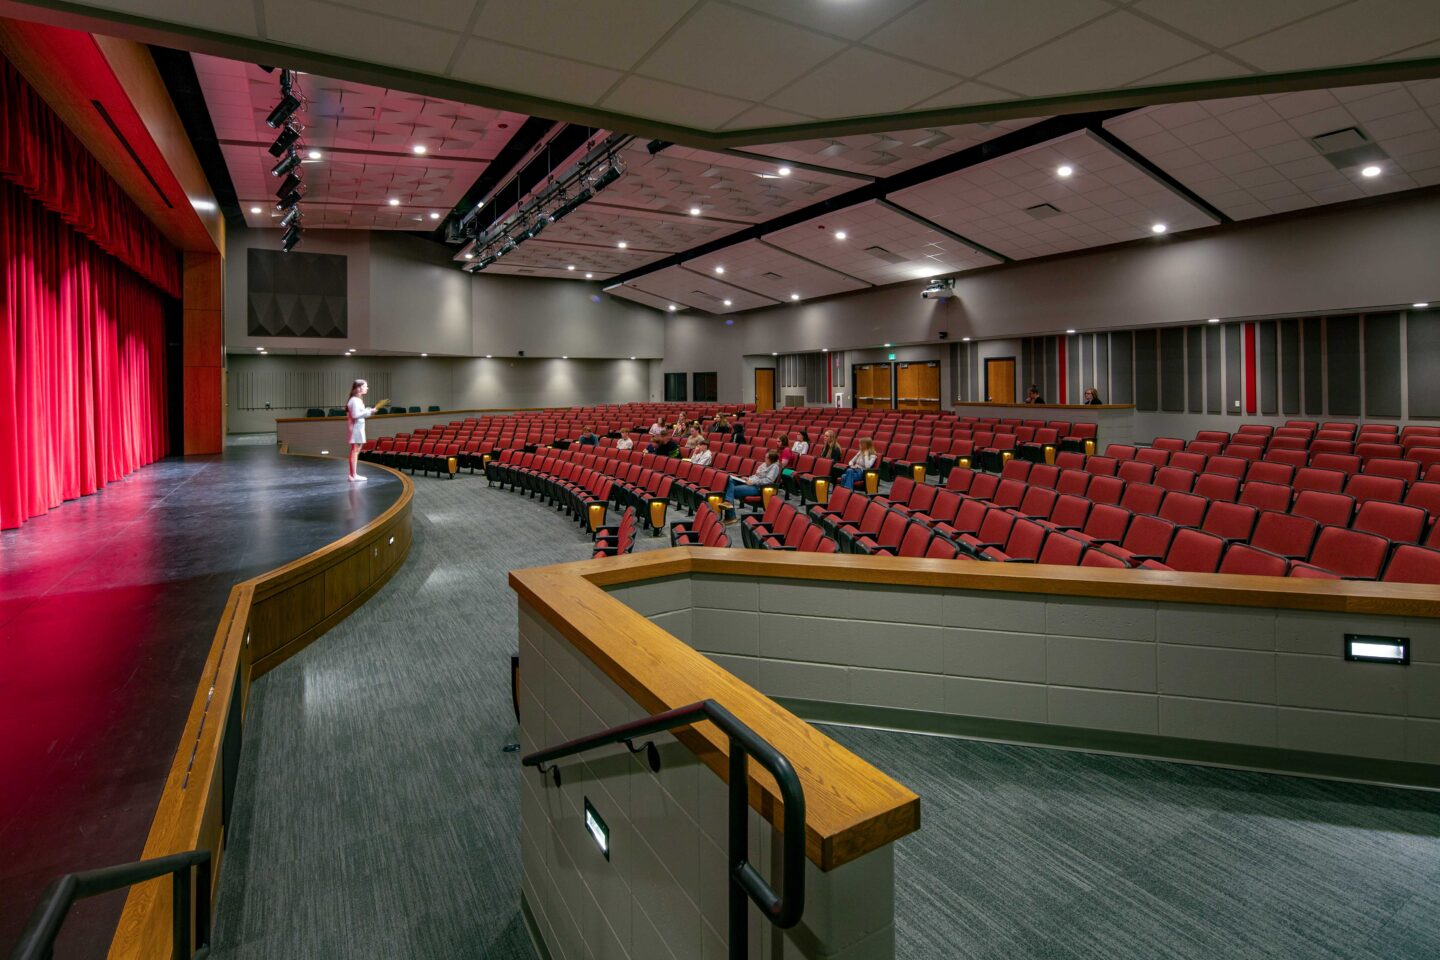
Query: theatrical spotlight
498 237 517 257
525 216 548 241
268 123 301 157
548 187 591 224
645 139 672 155
592 161 623 192
266 92 301 129
271 149 301 177
274 173 302 199
279 206 302 230
275 187 303 211
282 224 302 252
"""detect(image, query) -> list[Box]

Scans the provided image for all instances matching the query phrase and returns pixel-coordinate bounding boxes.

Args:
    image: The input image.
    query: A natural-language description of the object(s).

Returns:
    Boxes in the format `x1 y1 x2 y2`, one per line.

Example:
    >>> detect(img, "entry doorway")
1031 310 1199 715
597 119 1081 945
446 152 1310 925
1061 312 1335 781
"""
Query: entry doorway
754 367 776 412
985 358 1016 404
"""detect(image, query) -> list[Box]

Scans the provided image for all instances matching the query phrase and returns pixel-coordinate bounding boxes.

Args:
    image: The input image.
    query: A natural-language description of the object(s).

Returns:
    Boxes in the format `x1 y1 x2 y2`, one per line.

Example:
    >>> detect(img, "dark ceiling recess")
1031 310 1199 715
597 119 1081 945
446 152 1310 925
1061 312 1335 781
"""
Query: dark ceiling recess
431 116 563 243
149 45 244 229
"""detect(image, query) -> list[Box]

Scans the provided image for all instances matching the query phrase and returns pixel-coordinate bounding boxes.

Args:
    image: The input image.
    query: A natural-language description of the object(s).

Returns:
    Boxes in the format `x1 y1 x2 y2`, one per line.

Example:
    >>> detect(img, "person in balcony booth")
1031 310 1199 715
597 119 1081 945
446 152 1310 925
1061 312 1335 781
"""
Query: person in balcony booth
1083 387 1103 404
837 438 879 490
720 451 781 522
1024 384 1044 404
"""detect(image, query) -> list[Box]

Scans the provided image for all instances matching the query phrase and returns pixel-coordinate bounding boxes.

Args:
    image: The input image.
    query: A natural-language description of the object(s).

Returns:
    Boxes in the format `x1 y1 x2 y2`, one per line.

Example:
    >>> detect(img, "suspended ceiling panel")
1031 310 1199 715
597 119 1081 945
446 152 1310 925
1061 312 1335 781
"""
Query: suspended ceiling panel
30 0 1440 135
685 239 869 303
606 283 690 314
527 204 737 256
888 130 1220 261
476 239 632 280
746 118 1043 178
762 200 1002 286
192 54 527 229
625 265 778 314
1102 79 1440 220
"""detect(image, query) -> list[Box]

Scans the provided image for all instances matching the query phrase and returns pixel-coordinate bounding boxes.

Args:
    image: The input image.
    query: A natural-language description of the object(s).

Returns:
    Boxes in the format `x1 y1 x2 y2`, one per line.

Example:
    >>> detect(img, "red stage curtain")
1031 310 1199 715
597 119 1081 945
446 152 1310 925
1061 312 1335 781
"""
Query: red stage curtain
0 55 180 298
0 178 168 530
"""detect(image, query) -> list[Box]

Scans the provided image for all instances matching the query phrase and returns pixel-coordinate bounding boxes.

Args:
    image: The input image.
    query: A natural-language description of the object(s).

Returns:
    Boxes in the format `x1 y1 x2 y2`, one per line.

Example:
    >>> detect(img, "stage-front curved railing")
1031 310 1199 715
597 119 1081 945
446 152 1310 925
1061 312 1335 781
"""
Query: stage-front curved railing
106 461 414 959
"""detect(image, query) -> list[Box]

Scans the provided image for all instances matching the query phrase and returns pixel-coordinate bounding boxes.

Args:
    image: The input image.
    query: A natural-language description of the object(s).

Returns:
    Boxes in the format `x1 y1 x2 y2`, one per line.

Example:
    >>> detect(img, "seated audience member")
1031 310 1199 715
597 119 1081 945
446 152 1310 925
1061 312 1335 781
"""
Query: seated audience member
721 452 781 521
1024 384 1044 404
648 418 665 437
672 411 689 433
688 440 713 466
777 434 797 473
713 415 732 434
1083 386 1103 404
793 429 811 456
837 438 879 490
616 433 634 450
647 430 680 457
685 425 705 450
731 420 747 445
816 429 844 462
577 426 599 446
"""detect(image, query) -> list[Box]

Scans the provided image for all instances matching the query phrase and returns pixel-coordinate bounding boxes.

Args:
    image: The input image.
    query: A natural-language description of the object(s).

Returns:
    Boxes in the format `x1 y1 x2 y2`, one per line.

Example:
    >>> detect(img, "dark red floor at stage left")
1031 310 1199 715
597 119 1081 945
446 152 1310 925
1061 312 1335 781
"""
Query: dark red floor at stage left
0 446 403 957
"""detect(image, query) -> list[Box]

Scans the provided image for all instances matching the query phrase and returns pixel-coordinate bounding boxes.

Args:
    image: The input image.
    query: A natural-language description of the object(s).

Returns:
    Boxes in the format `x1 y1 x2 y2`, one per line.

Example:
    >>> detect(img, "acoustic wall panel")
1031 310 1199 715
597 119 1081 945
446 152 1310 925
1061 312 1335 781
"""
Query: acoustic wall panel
1186 326 1203 413
1362 313 1401 418
1066 334 1080 404
1225 323 1241 416
1303 317 1325 415
1110 332 1132 405
1409 312 1440 419
1258 321 1278 415
1281 318 1301 416
1160 326 1185 412
1326 315 1361 417
247 249 348 337
1095 334 1109 403
1135 330 1157 411
1205 324 1221 414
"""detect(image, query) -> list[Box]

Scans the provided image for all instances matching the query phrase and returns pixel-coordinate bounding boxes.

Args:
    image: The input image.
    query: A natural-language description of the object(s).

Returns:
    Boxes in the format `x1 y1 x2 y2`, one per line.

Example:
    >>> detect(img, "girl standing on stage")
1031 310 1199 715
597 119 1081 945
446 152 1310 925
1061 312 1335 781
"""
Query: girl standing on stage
346 379 375 482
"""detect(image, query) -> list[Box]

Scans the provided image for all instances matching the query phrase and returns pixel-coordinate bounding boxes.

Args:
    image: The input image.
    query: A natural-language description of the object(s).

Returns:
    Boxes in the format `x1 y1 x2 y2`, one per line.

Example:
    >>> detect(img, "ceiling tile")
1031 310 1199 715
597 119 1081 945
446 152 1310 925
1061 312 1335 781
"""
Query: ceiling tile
979 10 1209 96
910 81 1021 111
332 0 479 32
627 265 778 313
748 118 1040 178
607 284 683 313
601 75 752 129
449 37 624 105
720 104 818 131
263 0 462 74
724 0 924 41
1130 53 1256 87
1225 0 1440 71
633 3 845 104
472 0 695 70
86 0 257 33
766 46 960 118
866 0 1110 76
1132 0 1348 49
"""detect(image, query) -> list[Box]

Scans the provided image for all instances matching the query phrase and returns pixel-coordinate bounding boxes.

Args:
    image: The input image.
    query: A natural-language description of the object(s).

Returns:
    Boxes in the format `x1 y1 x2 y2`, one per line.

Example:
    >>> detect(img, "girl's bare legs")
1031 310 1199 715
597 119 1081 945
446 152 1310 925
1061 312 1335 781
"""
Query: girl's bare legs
349 444 360 479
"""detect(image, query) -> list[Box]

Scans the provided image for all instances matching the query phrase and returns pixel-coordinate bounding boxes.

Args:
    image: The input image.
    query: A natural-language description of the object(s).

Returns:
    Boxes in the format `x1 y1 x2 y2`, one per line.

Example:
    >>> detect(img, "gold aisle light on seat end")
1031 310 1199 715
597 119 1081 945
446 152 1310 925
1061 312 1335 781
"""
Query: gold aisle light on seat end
588 503 606 532
912 464 927 484
813 478 829 505
761 486 777 507
864 470 879 495
958 457 970 470
1044 445 1056 465
1001 451 1013 463
1084 440 1096 456
707 493 724 511
447 456 457 477
649 500 667 532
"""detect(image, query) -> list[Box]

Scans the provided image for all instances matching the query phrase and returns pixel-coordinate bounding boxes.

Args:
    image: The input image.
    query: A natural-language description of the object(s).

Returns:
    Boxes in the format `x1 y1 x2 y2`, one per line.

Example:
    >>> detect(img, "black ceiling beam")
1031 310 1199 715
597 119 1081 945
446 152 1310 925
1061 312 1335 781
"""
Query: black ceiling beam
1086 123 1233 225
430 116 560 242
606 109 1132 288
717 148 876 182
877 198 1012 264
148 45 243 228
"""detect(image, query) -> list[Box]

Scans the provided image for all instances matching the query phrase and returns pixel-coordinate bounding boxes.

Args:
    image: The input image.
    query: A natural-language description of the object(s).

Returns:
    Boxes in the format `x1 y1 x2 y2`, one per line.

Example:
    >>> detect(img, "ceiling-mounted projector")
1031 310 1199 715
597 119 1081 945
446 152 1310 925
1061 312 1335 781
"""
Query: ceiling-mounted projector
921 278 955 300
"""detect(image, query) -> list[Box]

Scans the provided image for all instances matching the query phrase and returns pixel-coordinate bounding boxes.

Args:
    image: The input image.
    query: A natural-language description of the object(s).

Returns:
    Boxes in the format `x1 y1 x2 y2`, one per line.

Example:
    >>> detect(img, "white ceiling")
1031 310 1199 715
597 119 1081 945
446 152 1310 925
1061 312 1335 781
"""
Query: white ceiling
23 0 1440 136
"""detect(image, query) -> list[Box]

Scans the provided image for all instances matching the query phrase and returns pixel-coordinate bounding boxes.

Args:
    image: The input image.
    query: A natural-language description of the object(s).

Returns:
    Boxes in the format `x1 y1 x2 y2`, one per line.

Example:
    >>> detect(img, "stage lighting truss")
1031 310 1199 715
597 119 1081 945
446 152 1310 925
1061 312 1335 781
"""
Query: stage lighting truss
266 69 309 252
457 135 631 272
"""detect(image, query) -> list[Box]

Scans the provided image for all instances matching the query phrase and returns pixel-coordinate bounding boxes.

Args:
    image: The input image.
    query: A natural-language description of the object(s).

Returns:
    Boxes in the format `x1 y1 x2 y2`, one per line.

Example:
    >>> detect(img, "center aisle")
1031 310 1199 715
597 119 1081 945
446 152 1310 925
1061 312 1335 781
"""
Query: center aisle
210 473 670 959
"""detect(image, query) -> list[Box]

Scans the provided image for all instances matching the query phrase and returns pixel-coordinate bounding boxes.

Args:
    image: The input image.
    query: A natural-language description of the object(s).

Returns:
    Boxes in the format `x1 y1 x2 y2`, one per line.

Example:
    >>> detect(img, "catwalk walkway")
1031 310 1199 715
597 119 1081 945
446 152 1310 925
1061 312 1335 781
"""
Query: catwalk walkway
0 445 403 957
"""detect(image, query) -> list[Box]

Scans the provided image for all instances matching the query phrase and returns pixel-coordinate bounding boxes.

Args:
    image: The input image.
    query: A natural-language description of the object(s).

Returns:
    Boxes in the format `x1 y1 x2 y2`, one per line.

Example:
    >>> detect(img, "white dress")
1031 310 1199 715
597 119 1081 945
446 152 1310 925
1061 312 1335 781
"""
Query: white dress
346 396 373 444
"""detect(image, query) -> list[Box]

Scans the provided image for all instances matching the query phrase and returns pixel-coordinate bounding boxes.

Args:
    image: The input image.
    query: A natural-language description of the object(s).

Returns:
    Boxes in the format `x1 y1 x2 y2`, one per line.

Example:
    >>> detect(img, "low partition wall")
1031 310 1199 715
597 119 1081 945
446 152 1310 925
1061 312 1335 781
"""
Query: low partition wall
276 407 548 455
951 402 1135 448
108 463 414 959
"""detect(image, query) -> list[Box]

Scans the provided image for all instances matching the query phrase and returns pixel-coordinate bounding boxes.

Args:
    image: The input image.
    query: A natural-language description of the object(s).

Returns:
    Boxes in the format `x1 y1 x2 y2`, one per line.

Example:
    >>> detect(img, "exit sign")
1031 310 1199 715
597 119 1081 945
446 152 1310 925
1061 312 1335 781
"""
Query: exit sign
888 352 896 360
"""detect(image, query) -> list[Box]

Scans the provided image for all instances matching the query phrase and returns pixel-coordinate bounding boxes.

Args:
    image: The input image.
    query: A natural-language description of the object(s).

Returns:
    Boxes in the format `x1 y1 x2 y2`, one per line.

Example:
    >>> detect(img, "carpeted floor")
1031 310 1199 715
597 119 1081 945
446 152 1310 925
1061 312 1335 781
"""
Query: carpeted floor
211 472 1440 959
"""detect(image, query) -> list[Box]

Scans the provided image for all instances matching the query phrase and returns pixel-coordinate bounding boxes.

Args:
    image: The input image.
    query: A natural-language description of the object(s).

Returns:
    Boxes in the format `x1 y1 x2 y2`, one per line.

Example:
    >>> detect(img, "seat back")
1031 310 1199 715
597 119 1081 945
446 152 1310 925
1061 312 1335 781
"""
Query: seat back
1055 469 1091 498
1343 473 1406 506
1311 452 1361 475
973 508 1016 547
1352 500 1427 544
1154 467 1196 493
1036 532 1085 566
1087 475 1125 506
1158 491 1207 527
1135 447 1170 468
1218 543 1289 577
1117 460 1155 485
1403 481 1440 521
1249 510 1319 559
946 468 977 494
923 537 960 560
1029 464 1061 489
1047 495 1091 530
1205 456 1247 479
1119 483 1164 517
969 473 1001 501
873 509 910 549
1364 458 1421 484
1085 456 1118 477
894 522 933 557
1163 528 1226 573
924 489 964 525
1082 504 1131 542
1293 466 1346 494
1383 544 1440 584
1307 526 1389 579
1000 459 1032 482
1120 515 1177 559
1245 460 1294 486
1169 451 1207 474
1000 519 1048 561
1016 486 1058 520
1192 473 1239 502
1104 444 1138 460
1151 437 1185 453
1291 489 1356 527
1201 501 1257 541
950 497 990 535
1081 549 1127 568
992 479 1027 509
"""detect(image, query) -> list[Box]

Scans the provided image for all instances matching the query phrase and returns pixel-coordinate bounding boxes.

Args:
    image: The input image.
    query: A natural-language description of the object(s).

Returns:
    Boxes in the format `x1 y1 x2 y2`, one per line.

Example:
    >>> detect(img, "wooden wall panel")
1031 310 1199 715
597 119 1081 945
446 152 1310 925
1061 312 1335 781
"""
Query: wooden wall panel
183 251 224 455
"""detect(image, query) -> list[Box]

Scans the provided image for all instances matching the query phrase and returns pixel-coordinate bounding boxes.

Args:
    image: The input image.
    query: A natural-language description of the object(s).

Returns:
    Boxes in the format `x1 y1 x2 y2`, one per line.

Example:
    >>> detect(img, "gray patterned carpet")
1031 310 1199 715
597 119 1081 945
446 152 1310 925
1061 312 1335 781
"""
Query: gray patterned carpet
211 473 1440 959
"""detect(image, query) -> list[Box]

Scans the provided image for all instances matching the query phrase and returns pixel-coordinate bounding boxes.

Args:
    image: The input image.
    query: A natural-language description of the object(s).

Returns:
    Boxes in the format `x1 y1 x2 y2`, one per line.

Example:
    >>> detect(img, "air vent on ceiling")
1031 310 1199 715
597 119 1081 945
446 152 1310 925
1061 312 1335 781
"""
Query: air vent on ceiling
761 271 785 281
864 245 909 264
1025 203 1063 220
817 140 848 158
689 289 722 304
912 130 952 149
1310 127 1369 153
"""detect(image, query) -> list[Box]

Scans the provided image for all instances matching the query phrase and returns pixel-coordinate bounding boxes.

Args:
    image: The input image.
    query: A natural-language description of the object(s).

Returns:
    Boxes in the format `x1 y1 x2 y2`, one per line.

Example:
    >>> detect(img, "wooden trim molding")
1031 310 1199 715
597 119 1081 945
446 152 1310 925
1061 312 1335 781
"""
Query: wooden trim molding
107 461 413 959
951 402 1135 410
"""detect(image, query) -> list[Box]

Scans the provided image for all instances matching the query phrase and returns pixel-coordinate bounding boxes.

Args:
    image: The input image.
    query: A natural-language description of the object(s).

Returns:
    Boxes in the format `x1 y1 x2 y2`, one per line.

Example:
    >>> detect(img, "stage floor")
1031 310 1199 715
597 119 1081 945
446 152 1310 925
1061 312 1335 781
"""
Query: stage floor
0 446 403 957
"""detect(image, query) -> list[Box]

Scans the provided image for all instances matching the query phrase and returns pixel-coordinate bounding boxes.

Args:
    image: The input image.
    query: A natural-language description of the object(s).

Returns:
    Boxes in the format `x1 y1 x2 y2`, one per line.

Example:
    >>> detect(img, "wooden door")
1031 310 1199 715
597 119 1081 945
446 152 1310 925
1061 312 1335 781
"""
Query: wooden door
754 367 776 412
985 358 1016 404
854 363 893 409
897 361 941 411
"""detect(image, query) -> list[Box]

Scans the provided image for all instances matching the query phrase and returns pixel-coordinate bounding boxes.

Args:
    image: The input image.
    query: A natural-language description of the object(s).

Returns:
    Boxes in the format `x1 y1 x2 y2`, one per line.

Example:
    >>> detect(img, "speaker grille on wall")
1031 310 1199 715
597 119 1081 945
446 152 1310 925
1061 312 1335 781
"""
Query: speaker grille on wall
247 249 348 337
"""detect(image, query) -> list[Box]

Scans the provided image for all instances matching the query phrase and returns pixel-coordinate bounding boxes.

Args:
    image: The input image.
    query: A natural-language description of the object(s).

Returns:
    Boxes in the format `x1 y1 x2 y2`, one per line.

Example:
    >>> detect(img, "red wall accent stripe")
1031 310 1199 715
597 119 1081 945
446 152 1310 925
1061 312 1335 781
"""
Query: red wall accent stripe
1244 322 1258 415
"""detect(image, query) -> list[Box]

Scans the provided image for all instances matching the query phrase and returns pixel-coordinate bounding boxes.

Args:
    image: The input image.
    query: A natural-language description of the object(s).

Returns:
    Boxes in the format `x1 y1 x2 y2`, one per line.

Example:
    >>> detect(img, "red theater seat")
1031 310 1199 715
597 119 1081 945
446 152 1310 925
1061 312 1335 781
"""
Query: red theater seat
1383 544 1440 585
1218 543 1289 577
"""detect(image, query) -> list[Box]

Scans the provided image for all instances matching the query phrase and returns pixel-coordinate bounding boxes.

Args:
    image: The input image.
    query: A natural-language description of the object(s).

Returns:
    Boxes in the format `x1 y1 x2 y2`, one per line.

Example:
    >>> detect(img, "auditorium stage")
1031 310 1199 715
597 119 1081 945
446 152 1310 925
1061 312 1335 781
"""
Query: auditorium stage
0 445 404 957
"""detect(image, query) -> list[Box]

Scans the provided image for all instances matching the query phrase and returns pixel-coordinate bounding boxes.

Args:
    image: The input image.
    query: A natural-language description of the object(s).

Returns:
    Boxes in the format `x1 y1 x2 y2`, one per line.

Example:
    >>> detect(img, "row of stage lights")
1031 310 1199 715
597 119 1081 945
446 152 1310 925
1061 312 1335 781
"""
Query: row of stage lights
265 69 305 252
461 143 625 273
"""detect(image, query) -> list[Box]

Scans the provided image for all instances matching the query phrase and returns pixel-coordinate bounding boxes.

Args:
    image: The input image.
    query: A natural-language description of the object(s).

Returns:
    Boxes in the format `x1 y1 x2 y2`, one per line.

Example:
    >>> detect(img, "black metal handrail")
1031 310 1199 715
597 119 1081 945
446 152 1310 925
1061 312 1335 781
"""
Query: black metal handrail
523 699 805 960
10 850 211 960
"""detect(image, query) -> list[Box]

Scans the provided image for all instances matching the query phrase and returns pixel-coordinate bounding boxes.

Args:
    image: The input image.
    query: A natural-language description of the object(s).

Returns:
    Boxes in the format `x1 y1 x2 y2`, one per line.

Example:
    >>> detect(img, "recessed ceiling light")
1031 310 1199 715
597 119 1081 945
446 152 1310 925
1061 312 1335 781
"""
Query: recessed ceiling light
562 355 568 359
884 342 892 348
1066 328 1077 334
485 354 493 358
668 305 677 311
585 273 594 279
777 166 792 176
429 212 440 220
307 150 322 160
617 240 627 248
630 356 636 360
464 252 474 259
249 206 261 214
771 351 778 356
1361 164 1382 178
1414 302 1430 308
1057 164 1074 178
689 206 701 216
790 293 800 301
834 230 847 240
192 199 216 211
412 145 427 155
420 353 427 357
388 198 400 206
821 347 829 353
1208 317 1221 323
715 265 725 274
962 336 971 341
567 264 575 271
255 346 263 351
723 299 732 307
1151 223 1168 234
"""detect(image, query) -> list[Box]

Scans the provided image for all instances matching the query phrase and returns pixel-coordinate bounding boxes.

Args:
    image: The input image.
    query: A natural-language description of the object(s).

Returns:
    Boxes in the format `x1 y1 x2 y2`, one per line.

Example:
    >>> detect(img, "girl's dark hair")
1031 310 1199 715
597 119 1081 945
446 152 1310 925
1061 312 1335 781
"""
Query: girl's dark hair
350 379 367 399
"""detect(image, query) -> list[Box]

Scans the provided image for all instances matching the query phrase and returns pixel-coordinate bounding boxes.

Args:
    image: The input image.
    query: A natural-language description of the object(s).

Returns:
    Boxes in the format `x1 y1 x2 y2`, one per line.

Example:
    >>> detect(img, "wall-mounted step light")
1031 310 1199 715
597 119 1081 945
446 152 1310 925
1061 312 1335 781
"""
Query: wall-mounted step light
1344 634 1408 664
583 797 610 860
